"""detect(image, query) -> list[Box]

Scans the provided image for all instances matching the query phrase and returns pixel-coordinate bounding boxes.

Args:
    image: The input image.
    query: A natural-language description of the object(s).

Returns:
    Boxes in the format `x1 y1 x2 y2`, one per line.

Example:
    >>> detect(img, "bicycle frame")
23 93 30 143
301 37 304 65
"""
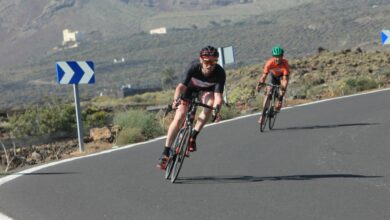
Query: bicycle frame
165 92 215 183
259 83 280 132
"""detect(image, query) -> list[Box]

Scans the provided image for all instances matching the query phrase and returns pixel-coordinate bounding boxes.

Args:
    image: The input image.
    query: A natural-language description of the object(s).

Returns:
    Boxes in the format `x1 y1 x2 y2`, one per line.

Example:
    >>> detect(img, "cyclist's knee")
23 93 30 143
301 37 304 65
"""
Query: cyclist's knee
280 89 286 97
202 108 213 117
172 107 186 122
202 91 214 104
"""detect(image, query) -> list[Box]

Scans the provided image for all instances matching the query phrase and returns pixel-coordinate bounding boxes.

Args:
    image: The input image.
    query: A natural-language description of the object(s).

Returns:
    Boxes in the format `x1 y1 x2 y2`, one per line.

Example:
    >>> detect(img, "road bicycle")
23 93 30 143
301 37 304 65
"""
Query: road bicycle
164 92 218 183
258 82 281 132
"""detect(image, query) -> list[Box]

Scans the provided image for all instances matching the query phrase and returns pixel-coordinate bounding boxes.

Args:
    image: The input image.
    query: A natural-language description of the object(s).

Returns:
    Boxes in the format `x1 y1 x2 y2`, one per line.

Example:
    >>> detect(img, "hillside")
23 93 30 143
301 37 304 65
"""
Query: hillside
2 47 390 171
226 47 390 106
1 0 390 110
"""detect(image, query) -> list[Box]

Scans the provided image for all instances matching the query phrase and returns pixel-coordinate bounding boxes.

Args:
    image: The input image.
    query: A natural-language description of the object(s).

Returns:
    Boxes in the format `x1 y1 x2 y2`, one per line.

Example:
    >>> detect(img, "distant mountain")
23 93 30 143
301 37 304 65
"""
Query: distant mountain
0 0 310 69
1 0 390 110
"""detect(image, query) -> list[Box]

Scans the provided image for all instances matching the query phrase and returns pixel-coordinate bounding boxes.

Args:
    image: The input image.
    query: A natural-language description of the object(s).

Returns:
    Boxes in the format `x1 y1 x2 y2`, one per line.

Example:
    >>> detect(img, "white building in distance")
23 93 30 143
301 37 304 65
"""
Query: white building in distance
150 27 167 35
62 29 79 47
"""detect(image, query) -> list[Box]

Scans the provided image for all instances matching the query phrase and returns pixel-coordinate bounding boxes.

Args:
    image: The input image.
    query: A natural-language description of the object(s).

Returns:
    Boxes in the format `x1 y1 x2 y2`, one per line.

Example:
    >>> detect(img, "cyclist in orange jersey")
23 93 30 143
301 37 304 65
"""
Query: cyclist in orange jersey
256 45 290 112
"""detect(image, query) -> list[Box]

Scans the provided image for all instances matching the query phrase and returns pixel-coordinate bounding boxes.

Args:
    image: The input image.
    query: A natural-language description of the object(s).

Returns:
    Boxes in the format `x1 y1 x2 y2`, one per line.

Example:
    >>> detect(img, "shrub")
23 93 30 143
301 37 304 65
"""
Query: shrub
113 110 164 139
83 106 110 129
8 101 76 138
116 127 145 146
228 86 254 104
334 77 378 95
220 105 240 120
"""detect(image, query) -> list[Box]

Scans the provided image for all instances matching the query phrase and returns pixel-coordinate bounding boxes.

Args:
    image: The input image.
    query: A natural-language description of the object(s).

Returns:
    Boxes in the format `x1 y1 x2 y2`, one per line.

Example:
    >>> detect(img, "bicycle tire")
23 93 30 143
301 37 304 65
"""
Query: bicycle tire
165 128 186 179
269 95 278 130
170 127 191 183
259 96 271 132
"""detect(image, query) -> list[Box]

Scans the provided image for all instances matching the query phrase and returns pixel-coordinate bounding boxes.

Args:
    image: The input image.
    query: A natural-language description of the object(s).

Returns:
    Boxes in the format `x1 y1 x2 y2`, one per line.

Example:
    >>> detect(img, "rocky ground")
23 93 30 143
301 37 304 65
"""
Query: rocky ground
0 126 118 173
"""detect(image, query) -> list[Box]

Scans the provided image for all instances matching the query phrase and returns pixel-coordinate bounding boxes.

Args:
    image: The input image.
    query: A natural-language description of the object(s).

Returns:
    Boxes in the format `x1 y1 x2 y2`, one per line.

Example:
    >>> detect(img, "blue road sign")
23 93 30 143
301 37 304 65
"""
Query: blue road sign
381 30 390 45
56 61 95 84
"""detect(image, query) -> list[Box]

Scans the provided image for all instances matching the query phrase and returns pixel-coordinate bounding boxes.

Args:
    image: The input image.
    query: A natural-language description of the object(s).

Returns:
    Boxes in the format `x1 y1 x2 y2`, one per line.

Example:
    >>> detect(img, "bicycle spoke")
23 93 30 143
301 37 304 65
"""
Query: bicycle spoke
171 127 191 183
165 128 185 179
260 96 270 132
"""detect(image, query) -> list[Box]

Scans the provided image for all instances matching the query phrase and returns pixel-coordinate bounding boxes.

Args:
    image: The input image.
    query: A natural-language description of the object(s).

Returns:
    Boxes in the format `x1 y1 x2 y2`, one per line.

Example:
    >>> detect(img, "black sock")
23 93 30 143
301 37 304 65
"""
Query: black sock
163 147 170 156
191 129 199 140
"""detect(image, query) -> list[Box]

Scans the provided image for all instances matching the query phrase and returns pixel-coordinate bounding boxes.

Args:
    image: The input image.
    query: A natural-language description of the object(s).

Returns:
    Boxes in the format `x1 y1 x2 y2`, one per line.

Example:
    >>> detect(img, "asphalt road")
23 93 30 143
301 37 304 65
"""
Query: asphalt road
0 90 389 220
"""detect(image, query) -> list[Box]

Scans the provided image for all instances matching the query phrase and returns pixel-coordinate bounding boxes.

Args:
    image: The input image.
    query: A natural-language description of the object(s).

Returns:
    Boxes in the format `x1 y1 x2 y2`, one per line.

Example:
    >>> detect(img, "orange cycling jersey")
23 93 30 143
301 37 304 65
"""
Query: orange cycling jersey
263 57 290 77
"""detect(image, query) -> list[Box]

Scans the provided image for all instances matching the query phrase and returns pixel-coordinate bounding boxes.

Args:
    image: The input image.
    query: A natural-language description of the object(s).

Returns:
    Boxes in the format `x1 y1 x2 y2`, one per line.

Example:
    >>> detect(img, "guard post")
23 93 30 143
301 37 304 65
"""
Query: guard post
56 61 95 152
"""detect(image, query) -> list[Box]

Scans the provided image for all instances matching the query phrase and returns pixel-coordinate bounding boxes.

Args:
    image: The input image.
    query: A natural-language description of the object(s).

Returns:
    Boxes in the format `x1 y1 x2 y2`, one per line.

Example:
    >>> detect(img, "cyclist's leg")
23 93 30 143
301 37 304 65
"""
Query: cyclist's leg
278 75 289 103
186 91 214 152
158 102 188 169
262 75 275 109
165 102 189 149
193 91 214 131
275 76 288 111
270 75 284 111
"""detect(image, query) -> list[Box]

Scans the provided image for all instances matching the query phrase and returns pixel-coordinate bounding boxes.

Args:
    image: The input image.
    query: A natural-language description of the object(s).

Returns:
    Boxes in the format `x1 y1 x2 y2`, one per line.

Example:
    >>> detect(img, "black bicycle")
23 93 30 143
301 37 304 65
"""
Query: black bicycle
258 82 281 132
164 92 219 183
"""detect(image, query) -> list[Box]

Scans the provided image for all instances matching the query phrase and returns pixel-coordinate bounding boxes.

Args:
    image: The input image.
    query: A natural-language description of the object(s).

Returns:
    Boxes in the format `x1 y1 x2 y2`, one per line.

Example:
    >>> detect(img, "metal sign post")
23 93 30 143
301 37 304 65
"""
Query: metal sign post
56 61 95 152
73 84 84 152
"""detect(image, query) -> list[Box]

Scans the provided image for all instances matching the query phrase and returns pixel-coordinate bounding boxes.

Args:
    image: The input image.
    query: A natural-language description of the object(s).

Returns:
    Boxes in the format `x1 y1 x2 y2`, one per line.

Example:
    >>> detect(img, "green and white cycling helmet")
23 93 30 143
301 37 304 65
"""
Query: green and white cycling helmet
272 46 284 56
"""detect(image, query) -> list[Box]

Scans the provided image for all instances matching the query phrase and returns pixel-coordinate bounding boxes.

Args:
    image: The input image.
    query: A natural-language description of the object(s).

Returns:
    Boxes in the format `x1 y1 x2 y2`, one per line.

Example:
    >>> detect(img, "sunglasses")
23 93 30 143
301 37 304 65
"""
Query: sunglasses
202 59 218 65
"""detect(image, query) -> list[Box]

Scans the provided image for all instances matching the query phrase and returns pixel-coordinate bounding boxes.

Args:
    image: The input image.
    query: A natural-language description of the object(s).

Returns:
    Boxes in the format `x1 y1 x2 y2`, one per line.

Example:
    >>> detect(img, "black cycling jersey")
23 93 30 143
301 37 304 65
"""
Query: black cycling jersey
181 60 226 93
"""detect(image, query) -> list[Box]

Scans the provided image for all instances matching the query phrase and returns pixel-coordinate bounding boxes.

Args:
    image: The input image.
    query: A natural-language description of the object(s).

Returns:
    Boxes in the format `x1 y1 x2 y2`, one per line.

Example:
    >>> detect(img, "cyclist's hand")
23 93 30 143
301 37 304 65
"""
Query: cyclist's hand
256 82 264 92
212 112 221 122
172 97 181 109
256 79 264 92
212 106 221 122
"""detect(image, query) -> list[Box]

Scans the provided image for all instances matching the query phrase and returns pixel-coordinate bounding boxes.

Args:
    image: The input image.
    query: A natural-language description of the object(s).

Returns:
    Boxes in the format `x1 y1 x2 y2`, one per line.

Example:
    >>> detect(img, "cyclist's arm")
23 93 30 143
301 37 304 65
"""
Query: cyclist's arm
175 62 195 101
174 83 187 101
280 61 290 91
212 92 223 122
259 59 272 84
213 92 224 108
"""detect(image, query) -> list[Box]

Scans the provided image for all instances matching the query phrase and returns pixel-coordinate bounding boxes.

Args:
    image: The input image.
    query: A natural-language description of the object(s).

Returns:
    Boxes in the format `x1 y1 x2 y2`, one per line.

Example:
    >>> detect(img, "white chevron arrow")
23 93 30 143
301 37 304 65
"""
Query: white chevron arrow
78 61 94 84
58 62 75 84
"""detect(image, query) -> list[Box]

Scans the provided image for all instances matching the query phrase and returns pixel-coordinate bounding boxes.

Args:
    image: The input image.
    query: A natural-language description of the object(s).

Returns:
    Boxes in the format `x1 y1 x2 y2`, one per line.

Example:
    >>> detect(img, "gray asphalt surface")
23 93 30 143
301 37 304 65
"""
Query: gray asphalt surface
0 90 389 220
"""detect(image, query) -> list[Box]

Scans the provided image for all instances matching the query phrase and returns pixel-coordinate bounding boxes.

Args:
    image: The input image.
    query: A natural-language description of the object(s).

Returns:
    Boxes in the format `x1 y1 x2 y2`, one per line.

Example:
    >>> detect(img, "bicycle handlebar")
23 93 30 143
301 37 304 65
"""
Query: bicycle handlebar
164 95 220 122
257 82 280 88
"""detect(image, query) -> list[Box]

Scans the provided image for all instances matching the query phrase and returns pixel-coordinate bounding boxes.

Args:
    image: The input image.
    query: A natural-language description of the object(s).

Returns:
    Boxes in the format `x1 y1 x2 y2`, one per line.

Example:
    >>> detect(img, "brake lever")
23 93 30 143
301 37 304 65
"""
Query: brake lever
164 104 173 117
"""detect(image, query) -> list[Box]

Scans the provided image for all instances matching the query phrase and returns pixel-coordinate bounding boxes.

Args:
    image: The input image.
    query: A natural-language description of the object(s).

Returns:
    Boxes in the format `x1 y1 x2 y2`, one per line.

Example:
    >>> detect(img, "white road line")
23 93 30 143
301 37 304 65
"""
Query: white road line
0 213 13 220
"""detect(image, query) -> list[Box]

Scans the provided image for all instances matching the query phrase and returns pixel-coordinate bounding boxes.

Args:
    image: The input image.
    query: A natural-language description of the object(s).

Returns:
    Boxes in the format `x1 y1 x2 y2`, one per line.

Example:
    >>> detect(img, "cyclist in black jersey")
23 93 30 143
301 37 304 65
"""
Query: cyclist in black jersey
157 46 226 170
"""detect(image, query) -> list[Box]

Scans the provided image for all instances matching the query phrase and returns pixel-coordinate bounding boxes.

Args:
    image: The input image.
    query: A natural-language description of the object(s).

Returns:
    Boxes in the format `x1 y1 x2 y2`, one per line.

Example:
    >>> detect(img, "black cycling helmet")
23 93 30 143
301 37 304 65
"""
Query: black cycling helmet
199 46 219 59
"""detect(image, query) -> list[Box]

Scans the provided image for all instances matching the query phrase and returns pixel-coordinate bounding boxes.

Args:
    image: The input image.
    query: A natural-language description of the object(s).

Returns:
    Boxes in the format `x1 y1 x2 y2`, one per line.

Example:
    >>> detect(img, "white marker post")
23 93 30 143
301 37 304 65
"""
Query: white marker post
218 46 235 105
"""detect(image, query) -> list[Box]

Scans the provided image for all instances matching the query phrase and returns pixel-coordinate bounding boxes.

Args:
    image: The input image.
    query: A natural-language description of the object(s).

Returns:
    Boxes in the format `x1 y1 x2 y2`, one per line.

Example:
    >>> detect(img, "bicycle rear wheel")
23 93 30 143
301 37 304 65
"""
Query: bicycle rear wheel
259 96 271 132
269 97 278 130
170 127 191 183
165 128 186 179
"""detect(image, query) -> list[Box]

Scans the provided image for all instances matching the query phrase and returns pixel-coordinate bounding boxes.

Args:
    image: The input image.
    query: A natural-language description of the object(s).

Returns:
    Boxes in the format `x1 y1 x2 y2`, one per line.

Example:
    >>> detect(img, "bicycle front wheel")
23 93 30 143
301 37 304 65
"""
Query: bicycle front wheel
259 96 271 132
170 127 191 183
269 97 278 130
165 128 186 179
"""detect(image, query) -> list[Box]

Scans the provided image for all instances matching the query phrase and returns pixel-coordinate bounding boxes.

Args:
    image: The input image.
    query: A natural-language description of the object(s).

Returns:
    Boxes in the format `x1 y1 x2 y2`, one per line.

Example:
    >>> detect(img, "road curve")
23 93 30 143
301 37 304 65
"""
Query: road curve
0 89 389 220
